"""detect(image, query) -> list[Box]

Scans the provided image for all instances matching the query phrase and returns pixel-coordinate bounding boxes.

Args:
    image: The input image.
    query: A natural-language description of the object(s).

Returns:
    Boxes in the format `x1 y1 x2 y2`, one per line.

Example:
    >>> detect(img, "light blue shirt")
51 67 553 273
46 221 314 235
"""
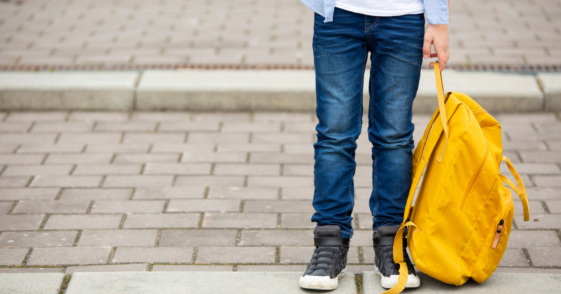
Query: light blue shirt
300 0 449 24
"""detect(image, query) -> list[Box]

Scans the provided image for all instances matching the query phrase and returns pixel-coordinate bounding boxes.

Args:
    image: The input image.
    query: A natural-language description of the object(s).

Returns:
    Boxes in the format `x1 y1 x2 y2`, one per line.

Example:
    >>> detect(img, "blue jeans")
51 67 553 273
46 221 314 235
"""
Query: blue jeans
311 8 425 238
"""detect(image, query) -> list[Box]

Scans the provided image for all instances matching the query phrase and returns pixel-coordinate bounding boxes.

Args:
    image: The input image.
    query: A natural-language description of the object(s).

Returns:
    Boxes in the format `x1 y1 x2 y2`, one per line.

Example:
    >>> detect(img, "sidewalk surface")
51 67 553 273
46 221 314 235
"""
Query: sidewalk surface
1 0 560 68
0 111 559 278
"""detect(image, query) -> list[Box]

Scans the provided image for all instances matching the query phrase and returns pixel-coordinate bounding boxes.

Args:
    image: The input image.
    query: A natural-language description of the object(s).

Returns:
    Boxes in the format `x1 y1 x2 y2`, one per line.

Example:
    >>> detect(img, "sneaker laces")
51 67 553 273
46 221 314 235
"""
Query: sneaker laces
380 246 398 271
308 246 339 271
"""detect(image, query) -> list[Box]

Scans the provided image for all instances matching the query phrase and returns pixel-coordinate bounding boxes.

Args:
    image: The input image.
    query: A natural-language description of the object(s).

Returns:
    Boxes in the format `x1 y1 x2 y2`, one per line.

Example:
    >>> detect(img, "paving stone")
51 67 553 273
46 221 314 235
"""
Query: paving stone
73 164 142 175
0 201 14 214
131 112 192 121
6 112 67 121
114 154 180 163
44 215 122 230
0 122 32 132
236 265 304 272
208 187 279 200
152 265 233 271
112 247 194 263
280 246 359 264
59 189 133 200
499 248 530 267
27 247 112 265
284 122 317 133
150 143 216 153
222 122 281 133
78 230 158 247
514 200 546 215
254 112 313 122
95 122 157 132
546 200 561 213
159 230 238 247
507 230 561 248
280 213 315 229
0 268 64 273
45 154 113 164
196 246 276 264
0 248 28 265
0 154 45 165
159 122 219 132
244 200 314 213
202 212 277 229
214 163 279 175
0 188 59 200
91 200 166 213
0 273 64 293
167 199 241 212
57 133 122 144
250 153 315 164
363 271 561 294
175 176 245 187
123 133 186 144
0 231 78 248
0 176 30 187
69 112 130 121
85 144 150 153
30 176 102 188
0 143 19 153
217 143 280 153
534 176 561 187
515 214 561 229
247 176 314 188
181 151 247 163
66 264 148 274
65 271 358 294
187 133 249 143
103 175 174 187
0 215 45 231
134 187 205 200
0 134 56 144
17 144 84 153
191 113 251 122
252 133 313 144
525 188 561 200
123 213 200 229
527 247 561 267
143 163 211 175
281 187 314 200
32 122 94 133
239 230 313 246
3 165 73 176
500 163 561 175
520 151 561 163
283 164 313 176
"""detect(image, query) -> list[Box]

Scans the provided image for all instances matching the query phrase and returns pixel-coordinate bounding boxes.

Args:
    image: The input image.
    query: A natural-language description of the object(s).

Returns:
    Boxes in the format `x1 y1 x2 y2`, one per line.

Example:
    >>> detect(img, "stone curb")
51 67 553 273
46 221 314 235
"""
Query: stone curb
2 271 561 294
0 70 557 113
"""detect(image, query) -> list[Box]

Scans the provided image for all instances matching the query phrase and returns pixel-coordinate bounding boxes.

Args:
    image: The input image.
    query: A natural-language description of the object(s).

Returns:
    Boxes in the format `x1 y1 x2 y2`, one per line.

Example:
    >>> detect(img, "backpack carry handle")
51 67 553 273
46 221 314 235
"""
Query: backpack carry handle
498 156 530 221
434 62 449 162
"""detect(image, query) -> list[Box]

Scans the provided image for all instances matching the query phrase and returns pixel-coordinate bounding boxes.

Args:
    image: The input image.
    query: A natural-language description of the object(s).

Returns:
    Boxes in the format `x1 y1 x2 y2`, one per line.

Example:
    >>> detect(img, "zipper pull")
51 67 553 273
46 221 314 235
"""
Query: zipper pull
491 219 505 249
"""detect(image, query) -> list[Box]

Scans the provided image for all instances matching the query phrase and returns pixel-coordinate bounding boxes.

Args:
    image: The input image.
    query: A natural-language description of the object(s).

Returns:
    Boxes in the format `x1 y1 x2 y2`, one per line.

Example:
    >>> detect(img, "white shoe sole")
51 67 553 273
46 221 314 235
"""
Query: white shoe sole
374 266 421 289
299 268 346 290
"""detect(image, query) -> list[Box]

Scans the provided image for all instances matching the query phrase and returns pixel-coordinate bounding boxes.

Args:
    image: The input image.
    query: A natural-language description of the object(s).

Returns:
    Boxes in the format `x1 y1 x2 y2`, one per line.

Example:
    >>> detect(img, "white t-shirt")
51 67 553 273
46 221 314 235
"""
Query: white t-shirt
335 0 424 17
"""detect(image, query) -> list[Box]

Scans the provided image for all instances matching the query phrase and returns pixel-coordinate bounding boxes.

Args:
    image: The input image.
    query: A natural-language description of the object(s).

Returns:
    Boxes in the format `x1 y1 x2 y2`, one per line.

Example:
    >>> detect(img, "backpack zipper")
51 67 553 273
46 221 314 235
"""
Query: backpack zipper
459 144 489 211
492 189 512 249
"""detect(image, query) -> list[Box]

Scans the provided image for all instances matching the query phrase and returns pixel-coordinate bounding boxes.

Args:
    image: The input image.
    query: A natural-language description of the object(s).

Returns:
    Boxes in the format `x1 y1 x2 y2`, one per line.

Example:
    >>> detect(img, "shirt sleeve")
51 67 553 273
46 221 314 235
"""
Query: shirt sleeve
424 0 449 24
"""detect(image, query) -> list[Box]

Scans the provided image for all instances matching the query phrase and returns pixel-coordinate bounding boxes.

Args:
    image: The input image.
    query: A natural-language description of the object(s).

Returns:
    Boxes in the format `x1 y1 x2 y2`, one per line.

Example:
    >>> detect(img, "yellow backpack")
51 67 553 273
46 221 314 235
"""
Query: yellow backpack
384 63 530 294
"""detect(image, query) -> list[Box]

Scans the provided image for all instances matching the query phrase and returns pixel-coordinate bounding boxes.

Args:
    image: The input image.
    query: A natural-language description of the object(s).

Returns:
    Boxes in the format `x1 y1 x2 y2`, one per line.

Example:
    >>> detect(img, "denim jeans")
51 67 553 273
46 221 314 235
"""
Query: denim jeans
311 8 425 238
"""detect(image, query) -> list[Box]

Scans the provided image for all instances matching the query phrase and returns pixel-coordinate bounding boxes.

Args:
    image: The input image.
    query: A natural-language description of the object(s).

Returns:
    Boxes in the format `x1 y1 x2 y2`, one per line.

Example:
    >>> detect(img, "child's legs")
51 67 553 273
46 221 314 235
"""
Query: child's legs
311 8 368 238
366 14 425 229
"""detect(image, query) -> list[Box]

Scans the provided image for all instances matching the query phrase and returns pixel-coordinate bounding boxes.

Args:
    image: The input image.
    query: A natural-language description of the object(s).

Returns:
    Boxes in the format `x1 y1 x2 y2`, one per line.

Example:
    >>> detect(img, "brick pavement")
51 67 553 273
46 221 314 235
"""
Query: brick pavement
0 0 560 68
0 111 560 274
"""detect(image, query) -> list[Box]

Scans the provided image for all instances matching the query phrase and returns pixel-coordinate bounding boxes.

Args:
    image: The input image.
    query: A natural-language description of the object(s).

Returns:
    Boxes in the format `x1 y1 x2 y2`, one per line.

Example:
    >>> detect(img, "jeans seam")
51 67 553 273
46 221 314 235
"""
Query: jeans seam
366 17 379 32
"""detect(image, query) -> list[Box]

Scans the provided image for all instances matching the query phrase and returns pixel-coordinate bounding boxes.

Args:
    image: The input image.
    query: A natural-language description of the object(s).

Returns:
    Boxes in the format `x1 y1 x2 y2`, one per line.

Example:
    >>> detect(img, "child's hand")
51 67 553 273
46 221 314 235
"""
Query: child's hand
423 24 449 71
